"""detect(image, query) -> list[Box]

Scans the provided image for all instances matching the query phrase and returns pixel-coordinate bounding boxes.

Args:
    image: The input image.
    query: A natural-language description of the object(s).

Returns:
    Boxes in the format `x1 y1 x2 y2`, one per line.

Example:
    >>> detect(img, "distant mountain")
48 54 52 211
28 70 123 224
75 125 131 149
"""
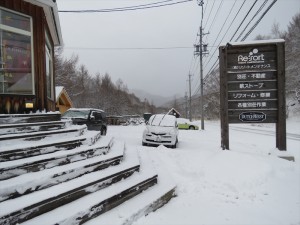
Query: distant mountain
130 89 175 107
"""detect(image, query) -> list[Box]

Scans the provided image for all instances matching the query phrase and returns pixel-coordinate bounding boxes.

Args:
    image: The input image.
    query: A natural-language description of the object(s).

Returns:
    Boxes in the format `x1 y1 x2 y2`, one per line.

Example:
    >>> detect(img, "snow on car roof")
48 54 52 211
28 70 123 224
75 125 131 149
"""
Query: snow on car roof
67 108 104 112
149 114 176 127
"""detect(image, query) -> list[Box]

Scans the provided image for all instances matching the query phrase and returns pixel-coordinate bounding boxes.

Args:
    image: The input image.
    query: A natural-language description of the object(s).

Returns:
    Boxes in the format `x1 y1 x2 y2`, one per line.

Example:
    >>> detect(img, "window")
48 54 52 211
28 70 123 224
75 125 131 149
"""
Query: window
92 112 103 120
0 8 33 95
45 33 53 99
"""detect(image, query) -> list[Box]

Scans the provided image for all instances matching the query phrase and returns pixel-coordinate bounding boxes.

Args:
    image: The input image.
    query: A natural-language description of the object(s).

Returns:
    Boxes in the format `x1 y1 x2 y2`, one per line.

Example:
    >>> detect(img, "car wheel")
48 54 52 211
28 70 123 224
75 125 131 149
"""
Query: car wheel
101 128 107 136
189 126 195 130
172 138 178 149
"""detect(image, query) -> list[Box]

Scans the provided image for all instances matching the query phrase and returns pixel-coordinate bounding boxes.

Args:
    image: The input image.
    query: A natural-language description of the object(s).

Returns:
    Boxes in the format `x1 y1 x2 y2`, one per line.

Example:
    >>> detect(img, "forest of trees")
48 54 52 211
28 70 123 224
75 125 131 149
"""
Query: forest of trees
191 12 300 119
54 50 160 116
55 12 299 119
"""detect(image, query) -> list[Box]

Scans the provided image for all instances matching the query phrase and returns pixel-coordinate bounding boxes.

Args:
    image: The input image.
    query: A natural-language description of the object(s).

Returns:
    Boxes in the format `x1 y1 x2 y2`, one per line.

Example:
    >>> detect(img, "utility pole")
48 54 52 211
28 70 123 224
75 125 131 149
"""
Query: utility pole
195 0 208 130
188 73 192 121
185 92 188 119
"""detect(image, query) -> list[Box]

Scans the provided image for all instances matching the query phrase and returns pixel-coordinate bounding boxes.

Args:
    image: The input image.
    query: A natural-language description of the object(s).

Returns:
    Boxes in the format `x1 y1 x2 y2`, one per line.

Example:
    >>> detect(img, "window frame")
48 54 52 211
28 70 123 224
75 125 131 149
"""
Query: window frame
0 7 35 95
45 31 54 100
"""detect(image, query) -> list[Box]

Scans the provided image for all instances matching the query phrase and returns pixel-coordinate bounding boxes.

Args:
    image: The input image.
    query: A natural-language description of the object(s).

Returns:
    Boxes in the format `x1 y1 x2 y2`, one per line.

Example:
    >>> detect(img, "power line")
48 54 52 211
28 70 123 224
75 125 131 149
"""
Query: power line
204 0 270 73
203 0 238 67
204 0 224 43
202 0 261 87
59 0 193 13
235 0 268 41
229 0 258 41
203 0 216 30
202 0 278 96
64 46 193 50
203 0 209 15
59 0 174 12
241 0 277 41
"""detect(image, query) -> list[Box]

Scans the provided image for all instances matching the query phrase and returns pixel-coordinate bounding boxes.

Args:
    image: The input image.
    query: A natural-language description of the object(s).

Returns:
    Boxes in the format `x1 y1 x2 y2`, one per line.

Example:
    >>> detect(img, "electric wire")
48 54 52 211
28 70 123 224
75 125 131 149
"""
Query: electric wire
200 0 277 98
203 0 208 15
59 0 175 12
229 0 258 41
204 0 270 75
200 0 262 88
204 0 224 43
59 0 193 13
203 0 238 68
203 0 216 30
235 0 268 41
64 46 193 50
241 0 277 41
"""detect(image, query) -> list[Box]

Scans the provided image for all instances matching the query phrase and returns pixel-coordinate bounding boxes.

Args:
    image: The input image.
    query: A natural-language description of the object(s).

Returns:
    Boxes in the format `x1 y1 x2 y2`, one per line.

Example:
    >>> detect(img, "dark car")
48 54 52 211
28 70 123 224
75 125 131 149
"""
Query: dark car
62 108 107 135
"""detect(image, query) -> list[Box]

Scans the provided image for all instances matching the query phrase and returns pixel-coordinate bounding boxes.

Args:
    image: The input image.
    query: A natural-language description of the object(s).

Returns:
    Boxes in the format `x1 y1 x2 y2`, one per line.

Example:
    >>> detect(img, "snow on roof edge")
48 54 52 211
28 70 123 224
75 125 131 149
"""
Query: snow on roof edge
220 39 285 47
55 86 64 101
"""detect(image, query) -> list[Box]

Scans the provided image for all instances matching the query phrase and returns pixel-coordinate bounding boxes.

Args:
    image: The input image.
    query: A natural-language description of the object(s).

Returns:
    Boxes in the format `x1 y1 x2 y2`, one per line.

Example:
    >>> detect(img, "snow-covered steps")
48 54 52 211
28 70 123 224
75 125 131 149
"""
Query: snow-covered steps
0 113 61 125
0 146 150 225
0 134 113 180
0 125 86 144
84 150 177 225
0 120 68 135
17 149 159 225
0 139 122 202
0 129 103 161
0 136 85 161
0 114 176 225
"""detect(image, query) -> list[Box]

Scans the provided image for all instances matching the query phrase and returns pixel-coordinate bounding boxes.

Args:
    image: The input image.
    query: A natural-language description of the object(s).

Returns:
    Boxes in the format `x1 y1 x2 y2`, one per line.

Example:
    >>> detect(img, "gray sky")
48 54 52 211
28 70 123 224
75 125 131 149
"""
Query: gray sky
57 0 300 97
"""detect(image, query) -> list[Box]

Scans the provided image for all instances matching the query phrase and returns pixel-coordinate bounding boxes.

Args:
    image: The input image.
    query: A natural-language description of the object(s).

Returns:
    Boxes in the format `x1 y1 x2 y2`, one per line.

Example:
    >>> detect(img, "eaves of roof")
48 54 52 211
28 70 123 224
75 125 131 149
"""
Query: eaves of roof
24 0 63 46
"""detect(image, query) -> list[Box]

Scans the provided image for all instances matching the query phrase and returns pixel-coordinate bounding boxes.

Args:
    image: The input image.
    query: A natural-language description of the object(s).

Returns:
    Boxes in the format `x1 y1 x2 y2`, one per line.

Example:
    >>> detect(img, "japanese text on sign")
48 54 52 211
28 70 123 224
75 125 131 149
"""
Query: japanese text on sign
232 92 271 99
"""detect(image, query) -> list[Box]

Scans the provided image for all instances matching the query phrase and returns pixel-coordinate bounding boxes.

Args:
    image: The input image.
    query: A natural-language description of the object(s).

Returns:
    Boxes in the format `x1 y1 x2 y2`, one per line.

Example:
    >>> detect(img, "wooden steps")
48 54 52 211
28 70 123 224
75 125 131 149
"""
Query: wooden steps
0 139 121 202
0 134 112 180
0 120 68 135
0 125 86 143
0 113 176 225
0 113 61 124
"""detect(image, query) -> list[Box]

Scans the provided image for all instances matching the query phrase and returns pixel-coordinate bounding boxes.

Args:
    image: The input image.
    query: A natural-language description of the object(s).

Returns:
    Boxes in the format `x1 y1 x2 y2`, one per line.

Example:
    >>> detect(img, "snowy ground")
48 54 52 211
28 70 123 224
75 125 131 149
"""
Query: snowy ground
108 118 300 225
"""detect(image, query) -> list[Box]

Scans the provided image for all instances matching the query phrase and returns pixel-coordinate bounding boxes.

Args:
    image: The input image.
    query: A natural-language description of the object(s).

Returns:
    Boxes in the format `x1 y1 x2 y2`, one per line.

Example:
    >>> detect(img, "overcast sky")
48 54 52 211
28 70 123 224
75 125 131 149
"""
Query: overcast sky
57 0 300 98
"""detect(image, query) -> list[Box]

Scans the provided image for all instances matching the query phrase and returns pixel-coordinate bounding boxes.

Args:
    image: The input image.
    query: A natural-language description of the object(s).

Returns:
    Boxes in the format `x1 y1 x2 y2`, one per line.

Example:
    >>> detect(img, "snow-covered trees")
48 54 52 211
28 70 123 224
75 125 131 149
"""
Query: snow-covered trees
201 12 300 119
54 50 157 116
285 13 300 108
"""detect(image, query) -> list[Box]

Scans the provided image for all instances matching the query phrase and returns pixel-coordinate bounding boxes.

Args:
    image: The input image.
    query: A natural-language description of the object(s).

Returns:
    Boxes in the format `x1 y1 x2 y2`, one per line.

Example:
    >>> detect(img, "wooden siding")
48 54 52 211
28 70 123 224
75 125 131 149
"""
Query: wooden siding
0 0 56 113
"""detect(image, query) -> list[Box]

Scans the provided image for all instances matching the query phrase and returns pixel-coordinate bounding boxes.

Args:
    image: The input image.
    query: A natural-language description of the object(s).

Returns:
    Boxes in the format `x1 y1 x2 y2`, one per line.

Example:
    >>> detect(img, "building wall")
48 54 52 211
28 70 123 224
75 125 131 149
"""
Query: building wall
56 90 73 114
0 0 56 114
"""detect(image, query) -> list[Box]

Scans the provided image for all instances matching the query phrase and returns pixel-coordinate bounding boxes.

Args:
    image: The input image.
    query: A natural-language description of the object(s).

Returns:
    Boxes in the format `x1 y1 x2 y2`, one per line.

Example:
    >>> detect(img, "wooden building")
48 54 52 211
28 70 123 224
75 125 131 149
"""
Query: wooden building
168 108 181 118
55 86 73 114
0 0 62 114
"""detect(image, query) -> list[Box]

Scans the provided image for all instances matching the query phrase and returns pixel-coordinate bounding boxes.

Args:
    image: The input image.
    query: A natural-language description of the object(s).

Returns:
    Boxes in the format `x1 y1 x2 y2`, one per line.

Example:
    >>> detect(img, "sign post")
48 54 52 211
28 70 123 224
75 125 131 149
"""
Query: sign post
219 40 286 151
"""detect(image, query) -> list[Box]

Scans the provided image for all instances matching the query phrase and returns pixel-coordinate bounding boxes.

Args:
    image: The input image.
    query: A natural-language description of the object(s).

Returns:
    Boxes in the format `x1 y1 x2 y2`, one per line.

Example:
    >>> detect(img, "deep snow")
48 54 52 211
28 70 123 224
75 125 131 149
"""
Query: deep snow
0 117 299 225
108 118 300 225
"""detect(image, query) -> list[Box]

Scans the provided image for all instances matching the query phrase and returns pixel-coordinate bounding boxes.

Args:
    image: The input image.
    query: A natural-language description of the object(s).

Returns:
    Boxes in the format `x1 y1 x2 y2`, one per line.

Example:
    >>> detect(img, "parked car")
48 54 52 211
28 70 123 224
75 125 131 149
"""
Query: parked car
62 108 107 135
142 114 178 148
177 118 199 130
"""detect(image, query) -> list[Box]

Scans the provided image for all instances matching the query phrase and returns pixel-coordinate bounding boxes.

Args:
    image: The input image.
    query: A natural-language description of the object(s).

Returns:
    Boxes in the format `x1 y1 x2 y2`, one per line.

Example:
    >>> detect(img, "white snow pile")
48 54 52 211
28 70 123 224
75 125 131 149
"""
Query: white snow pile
107 117 300 225
0 116 299 225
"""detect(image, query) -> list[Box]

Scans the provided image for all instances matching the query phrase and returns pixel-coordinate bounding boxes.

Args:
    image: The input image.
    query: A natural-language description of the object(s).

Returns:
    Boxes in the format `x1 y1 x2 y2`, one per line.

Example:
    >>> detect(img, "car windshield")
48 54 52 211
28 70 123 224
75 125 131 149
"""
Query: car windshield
62 110 90 119
149 114 176 127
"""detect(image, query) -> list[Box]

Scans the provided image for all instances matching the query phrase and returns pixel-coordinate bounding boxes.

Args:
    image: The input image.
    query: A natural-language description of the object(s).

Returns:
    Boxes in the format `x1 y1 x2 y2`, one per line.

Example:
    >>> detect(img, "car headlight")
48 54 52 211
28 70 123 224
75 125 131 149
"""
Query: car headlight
169 129 176 135
143 127 151 135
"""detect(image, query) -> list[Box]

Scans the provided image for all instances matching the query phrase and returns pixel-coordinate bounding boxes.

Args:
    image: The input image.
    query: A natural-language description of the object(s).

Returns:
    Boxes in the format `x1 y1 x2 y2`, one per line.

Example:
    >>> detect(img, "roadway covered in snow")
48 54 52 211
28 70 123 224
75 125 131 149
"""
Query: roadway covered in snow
104 118 300 225
0 117 299 225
